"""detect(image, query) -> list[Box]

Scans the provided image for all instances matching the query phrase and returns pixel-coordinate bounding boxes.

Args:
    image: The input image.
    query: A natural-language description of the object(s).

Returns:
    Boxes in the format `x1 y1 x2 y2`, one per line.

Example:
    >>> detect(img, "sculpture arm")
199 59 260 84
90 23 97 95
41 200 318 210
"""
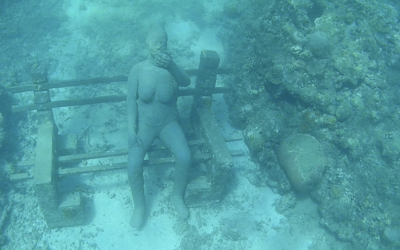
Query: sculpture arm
127 66 139 140
167 61 191 87
152 52 190 87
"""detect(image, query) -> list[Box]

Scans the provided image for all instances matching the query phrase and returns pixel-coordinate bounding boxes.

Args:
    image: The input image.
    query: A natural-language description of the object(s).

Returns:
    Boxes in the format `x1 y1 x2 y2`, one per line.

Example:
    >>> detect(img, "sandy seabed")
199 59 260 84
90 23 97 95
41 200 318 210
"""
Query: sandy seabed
1 1 341 249
4 94 333 250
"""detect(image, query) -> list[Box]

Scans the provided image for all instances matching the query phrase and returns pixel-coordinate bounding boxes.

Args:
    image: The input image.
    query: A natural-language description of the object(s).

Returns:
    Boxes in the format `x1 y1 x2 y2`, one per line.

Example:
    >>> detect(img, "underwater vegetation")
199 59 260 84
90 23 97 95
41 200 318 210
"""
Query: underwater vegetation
222 0 400 249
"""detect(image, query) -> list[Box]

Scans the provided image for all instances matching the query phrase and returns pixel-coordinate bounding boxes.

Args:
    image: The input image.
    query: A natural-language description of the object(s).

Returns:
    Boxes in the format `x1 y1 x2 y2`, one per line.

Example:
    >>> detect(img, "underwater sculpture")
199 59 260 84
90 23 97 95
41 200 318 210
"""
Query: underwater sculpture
126 23 191 230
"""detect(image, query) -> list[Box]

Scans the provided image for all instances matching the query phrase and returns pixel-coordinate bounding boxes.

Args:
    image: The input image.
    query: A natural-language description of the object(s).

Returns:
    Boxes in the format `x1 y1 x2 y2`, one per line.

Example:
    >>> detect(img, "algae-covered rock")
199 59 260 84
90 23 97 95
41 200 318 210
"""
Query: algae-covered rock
379 131 400 164
277 133 326 192
307 31 330 58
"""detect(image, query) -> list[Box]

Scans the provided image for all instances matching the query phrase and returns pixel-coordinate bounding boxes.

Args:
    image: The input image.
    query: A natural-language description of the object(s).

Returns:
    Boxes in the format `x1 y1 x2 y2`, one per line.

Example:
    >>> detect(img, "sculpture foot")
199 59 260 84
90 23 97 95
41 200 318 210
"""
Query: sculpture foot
170 194 189 220
130 207 145 230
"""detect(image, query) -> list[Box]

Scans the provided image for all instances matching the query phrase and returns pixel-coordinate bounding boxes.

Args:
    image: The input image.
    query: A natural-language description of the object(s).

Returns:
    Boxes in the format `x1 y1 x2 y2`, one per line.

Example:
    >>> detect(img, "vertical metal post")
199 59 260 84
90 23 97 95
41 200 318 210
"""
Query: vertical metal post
33 89 84 228
34 90 60 227
187 50 233 206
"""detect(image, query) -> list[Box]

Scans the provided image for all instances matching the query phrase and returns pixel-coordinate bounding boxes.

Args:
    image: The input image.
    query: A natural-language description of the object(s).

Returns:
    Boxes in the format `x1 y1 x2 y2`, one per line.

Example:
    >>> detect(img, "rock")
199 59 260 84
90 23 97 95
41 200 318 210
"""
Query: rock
379 131 400 163
307 31 330 58
277 133 326 192
383 228 400 243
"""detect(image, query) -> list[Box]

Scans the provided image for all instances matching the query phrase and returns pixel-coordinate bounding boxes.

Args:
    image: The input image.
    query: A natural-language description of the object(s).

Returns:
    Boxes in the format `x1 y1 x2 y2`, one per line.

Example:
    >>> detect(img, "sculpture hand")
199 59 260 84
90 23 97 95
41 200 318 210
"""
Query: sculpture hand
152 51 173 69
128 133 142 148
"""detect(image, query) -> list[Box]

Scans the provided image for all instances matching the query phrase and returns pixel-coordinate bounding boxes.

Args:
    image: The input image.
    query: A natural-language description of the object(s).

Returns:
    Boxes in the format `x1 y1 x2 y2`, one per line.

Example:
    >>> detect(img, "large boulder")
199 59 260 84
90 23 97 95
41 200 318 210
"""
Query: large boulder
277 133 326 192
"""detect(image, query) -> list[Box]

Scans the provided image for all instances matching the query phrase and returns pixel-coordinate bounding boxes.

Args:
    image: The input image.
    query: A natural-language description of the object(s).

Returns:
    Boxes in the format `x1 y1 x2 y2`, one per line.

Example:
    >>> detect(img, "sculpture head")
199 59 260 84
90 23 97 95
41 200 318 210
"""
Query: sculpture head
146 23 168 55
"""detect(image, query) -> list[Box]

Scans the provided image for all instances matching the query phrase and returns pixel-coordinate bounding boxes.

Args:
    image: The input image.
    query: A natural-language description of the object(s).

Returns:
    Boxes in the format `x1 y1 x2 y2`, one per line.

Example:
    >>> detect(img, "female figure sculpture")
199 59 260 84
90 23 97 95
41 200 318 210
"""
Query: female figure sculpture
126 23 191 230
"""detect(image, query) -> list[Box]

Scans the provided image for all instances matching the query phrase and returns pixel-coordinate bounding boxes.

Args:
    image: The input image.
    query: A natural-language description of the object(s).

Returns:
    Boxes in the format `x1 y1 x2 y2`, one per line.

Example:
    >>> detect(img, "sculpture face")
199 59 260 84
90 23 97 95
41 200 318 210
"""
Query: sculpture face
146 24 168 56
147 35 167 55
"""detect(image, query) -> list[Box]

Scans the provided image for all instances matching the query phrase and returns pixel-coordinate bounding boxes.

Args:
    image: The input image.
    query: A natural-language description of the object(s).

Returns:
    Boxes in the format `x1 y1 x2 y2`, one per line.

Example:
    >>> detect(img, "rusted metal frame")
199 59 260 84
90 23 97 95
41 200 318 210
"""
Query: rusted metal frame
12 139 207 168
7 75 128 93
12 95 126 113
58 150 242 176
10 136 243 181
10 149 243 181
58 152 213 176
12 87 232 113
7 68 232 94
10 151 237 180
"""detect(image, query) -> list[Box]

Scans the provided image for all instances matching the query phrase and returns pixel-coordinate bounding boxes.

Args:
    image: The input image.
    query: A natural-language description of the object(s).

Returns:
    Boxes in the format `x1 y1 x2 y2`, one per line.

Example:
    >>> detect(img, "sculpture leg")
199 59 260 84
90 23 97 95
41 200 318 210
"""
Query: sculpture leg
159 121 191 219
127 128 156 230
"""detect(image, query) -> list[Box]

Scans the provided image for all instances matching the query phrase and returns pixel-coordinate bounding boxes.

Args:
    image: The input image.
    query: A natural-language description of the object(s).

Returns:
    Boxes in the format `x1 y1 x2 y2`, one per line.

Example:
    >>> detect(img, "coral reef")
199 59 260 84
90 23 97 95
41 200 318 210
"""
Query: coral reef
222 0 400 248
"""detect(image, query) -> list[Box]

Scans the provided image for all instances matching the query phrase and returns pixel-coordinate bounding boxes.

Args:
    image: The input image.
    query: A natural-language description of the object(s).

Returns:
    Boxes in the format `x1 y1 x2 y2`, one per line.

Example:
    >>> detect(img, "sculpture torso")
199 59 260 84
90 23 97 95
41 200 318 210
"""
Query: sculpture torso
135 60 178 129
